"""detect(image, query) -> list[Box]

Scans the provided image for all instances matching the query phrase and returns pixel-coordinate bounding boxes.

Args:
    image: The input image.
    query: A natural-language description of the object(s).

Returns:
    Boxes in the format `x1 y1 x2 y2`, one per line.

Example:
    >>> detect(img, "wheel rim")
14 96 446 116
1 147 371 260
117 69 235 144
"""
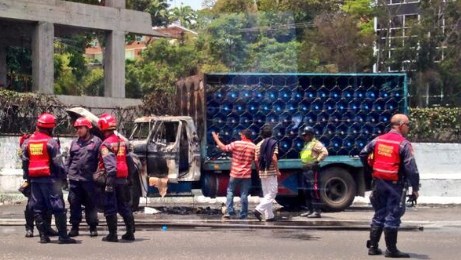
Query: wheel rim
324 177 348 203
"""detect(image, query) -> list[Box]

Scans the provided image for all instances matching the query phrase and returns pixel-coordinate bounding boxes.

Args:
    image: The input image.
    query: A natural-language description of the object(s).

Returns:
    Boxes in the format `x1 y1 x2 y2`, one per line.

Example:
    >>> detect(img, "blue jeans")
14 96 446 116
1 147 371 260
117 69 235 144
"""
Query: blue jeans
226 177 251 219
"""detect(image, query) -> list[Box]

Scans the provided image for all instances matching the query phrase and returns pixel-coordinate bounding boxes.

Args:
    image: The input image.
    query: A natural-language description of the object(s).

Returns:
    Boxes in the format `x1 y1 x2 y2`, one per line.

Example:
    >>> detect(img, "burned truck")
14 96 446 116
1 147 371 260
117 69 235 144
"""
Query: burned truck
128 73 408 211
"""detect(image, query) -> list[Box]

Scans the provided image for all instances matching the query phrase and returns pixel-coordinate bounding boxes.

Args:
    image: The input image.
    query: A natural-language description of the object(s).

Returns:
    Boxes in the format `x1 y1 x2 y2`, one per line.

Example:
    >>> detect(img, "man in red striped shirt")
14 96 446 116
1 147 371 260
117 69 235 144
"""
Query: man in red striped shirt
212 129 256 219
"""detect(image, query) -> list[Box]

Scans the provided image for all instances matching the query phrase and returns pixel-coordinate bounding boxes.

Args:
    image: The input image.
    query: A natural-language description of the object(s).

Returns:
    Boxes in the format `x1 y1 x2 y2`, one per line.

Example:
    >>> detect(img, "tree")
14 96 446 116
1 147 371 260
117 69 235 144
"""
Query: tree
5 47 32 92
127 0 171 26
376 0 461 107
128 38 200 94
169 5 197 28
297 11 374 73
249 37 301 72
204 13 251 71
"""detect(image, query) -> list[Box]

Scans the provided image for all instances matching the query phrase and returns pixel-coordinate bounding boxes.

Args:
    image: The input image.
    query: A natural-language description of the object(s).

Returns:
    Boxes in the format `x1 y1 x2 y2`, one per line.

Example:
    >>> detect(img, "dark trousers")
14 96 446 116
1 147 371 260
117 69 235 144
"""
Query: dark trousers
68 180 99 227
370 179 406 229
30 181 66 216
303 169 322 211
103 183 132 218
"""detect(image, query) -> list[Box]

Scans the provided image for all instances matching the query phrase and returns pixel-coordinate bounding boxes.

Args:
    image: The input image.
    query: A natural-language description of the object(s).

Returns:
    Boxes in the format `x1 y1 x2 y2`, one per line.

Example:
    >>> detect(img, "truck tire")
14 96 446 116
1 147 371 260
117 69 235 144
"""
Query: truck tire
320 167 356 212
201 173 218 198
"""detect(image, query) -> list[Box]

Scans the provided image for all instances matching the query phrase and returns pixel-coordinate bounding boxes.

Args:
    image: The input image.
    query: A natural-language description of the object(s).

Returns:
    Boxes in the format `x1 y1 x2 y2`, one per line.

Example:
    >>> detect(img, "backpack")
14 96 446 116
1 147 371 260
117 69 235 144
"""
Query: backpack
259 138 277 171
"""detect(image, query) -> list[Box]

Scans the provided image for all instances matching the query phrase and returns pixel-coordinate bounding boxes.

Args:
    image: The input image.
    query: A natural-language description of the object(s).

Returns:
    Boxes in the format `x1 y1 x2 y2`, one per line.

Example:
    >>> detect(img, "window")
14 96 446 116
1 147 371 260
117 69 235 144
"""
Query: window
130 122 151 140
153 122 179 145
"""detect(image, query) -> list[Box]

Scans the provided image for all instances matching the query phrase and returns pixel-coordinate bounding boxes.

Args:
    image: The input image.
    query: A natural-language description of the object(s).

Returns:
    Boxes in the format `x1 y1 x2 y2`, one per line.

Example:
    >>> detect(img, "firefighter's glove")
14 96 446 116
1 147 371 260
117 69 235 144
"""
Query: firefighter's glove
407 194 417 207
18 181 31 197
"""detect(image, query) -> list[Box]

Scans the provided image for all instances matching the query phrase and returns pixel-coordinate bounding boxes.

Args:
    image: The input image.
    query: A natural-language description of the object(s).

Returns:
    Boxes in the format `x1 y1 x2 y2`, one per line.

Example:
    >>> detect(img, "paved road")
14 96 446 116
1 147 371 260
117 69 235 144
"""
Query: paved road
0 222 459 260
1 202 461 259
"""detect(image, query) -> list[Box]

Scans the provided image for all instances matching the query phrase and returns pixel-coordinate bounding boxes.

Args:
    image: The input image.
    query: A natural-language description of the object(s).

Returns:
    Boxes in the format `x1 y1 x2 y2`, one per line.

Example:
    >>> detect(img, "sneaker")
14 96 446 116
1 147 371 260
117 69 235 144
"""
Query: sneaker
90 230 98 237
253 210 263 221
307 212 321 218
265 217 276 222
300 211 313 217
223 213 231 219
25 229 34 238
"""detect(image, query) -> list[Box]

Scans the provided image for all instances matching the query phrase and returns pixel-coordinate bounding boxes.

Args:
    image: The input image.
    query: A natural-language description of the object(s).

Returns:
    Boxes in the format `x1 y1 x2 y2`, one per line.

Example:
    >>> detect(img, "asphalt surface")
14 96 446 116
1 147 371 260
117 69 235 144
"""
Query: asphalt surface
1 196 460 231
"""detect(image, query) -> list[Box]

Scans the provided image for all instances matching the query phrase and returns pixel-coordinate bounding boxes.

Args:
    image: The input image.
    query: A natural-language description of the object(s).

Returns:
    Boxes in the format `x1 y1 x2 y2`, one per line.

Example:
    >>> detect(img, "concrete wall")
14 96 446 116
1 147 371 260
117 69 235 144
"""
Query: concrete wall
56 95 142 108
1 138 460 200
0 136 73 193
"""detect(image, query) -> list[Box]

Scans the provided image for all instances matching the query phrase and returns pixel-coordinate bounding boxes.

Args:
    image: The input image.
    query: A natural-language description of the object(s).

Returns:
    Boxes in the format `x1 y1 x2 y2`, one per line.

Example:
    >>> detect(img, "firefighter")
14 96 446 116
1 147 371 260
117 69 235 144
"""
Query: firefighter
67 117 102 237
359 114 420 258
19 134 59 238
299 126 328 218
97 114 135 242
22 113 76 244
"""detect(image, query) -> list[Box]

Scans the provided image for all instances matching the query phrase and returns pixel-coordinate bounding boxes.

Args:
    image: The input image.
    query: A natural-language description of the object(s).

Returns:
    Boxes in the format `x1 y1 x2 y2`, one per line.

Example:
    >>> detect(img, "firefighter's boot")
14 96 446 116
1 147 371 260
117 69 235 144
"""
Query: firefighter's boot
384 229 410 258
24 209 34 238
102 215 119 242
35 214 50 244
367 226 383 255
121 215 135 241
68 224 79 237
44 212 59 236
55 213 77 244
89 225 98 237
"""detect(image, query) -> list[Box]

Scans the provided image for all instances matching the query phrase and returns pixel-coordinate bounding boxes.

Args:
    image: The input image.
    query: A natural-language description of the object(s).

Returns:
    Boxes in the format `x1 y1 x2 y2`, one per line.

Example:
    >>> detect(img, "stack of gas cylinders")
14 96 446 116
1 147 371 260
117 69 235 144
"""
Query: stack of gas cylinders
205 74 405 159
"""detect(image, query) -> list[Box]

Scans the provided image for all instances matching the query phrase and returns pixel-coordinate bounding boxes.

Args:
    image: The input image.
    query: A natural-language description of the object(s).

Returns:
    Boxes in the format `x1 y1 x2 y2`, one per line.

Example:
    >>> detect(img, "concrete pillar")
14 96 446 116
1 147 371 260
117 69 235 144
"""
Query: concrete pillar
32 22 54 94
0 45 6 88
105 0 126 9
104 30 125 98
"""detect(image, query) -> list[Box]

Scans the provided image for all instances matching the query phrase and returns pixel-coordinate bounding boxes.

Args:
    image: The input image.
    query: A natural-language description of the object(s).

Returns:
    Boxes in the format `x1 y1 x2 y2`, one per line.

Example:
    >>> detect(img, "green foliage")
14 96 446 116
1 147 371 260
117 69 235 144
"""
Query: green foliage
5 47 32 92
82 67 104 96
127 0 171 26
249 37 301 72
409 107 461 142
169 5 197 28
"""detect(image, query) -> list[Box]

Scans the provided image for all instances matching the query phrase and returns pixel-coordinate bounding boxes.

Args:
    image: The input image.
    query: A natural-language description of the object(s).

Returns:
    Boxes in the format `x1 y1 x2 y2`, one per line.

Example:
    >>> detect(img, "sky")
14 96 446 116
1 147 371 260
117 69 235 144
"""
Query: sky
169 0 203 10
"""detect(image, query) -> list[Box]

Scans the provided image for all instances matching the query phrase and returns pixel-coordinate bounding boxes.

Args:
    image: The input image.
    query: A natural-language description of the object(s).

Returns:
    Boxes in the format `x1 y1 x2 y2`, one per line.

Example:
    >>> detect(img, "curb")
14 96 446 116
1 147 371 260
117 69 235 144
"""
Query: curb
0 218 424 231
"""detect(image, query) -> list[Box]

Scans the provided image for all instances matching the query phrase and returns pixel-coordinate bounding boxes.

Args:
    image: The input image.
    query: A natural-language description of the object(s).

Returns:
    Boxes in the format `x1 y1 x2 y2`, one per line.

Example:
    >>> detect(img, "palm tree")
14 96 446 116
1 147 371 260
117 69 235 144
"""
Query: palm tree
169 5 197 28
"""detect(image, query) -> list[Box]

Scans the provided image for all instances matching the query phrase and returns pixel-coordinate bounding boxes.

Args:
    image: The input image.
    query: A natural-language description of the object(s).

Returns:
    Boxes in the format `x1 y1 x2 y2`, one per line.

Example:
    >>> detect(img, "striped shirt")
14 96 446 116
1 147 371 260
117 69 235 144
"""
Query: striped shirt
255 140 279 178
223 140 256 179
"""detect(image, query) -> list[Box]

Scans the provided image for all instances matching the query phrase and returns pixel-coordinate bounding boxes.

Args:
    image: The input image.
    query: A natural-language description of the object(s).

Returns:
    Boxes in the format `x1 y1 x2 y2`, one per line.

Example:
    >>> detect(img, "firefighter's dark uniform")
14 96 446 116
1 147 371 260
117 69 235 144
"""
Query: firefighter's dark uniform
22 130 75 244
19 134 58 238
360 129 420 257
67 134 102 236
98 133 135 242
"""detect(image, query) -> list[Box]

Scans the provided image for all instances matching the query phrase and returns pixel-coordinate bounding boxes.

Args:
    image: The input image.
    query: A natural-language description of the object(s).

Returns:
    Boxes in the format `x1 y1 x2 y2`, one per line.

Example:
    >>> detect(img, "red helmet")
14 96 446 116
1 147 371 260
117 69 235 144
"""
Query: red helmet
74 117 93 129
36 113 56 129
98 113 117 131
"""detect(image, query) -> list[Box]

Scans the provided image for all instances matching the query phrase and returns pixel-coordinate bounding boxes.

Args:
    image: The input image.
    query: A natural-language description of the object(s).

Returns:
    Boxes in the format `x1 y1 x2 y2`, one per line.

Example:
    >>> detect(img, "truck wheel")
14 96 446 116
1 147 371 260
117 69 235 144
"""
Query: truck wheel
201 173 218 198
320 167 356 212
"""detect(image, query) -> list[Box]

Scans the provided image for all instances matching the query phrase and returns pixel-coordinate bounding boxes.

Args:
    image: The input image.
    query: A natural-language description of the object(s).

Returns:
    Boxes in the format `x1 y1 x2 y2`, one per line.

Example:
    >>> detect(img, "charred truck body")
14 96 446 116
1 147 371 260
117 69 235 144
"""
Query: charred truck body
129 73 408 211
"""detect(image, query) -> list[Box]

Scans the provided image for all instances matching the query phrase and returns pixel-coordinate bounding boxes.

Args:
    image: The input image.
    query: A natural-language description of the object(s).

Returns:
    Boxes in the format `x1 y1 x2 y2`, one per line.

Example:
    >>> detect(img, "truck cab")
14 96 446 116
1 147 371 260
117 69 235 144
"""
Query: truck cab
129 116 201 198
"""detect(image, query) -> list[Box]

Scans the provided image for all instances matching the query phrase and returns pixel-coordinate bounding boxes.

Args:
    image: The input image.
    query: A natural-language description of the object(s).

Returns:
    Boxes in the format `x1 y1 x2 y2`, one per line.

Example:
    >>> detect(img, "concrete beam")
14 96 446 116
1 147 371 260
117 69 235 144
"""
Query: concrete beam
104 30 126 98
32 22 54 94
105 0 126 9
0 0 161 36
0 45 6 87
56 95 142 108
